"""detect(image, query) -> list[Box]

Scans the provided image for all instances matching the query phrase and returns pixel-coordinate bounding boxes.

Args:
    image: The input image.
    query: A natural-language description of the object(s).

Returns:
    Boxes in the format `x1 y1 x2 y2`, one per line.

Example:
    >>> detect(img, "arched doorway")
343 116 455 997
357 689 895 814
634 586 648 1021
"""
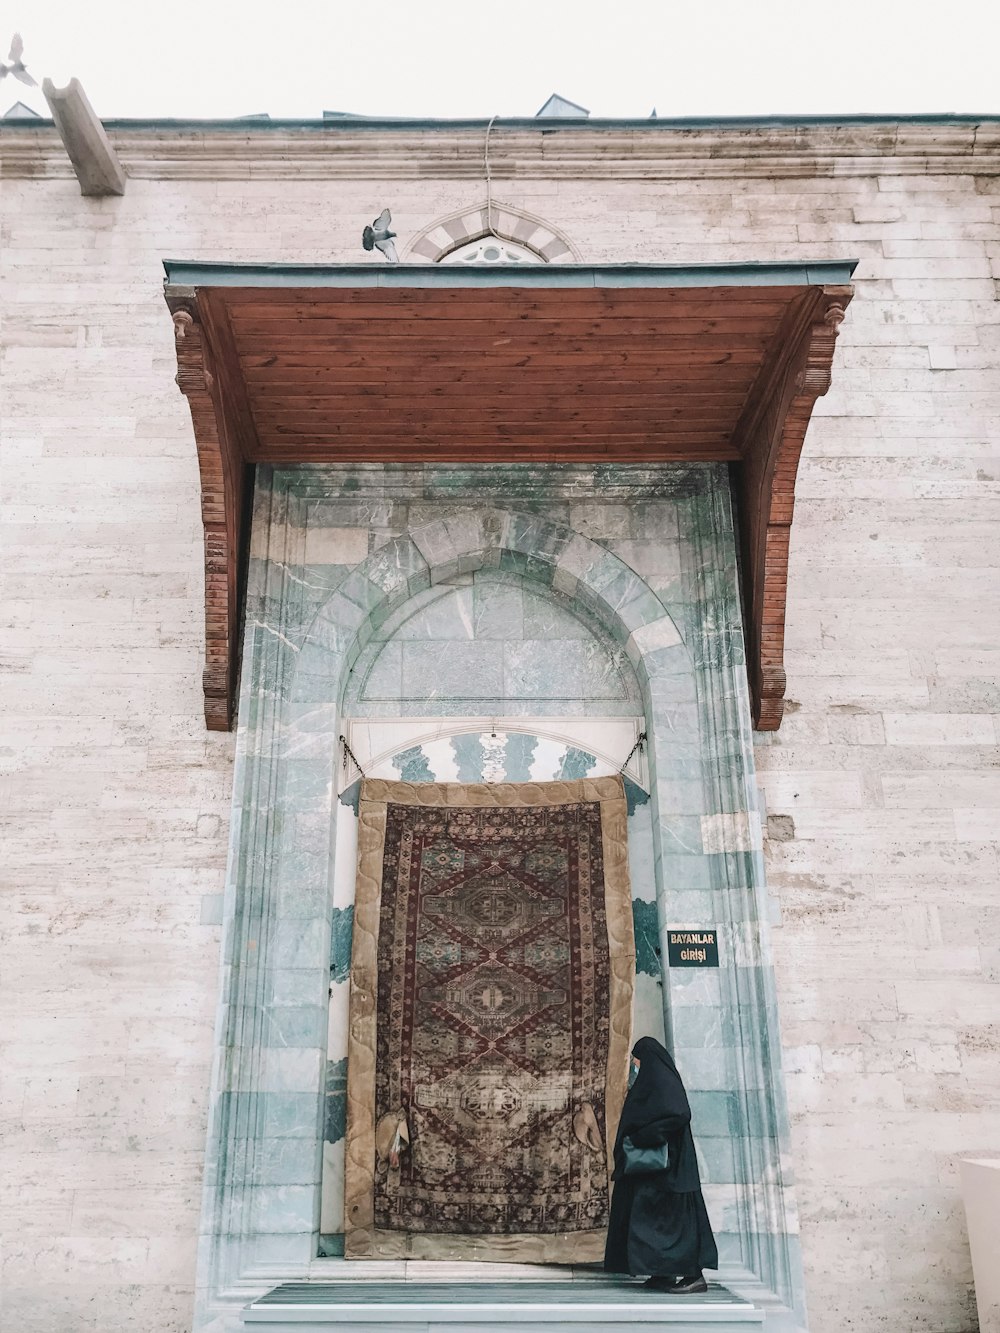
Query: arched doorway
318 564 665 1246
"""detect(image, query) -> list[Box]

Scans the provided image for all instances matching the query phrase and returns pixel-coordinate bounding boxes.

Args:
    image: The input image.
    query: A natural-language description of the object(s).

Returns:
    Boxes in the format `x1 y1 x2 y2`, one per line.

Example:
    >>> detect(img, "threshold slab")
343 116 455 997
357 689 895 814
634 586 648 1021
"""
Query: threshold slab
243 1279 764 1330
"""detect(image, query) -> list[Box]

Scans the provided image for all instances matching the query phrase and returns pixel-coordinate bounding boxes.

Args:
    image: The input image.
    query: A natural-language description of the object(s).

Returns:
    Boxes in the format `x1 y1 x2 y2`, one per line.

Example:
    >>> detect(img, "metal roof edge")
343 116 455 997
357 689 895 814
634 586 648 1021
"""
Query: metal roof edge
162 259 859 290
6 112 999 133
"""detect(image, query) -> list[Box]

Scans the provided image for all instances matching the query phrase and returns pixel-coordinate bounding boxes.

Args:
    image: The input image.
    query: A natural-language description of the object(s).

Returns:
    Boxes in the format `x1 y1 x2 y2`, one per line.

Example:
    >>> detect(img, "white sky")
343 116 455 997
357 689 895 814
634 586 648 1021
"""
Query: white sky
6 0 999 121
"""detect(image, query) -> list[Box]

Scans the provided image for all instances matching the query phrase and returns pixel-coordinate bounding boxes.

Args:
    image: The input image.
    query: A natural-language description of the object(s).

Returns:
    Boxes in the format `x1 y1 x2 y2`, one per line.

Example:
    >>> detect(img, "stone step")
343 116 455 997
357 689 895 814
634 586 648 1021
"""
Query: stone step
243 1279 765 1331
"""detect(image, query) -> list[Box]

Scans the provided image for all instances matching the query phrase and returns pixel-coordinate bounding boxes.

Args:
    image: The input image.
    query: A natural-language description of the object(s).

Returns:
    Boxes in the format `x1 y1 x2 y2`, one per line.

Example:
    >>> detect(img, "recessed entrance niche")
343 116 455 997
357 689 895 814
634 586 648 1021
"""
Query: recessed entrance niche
192 465 805 1330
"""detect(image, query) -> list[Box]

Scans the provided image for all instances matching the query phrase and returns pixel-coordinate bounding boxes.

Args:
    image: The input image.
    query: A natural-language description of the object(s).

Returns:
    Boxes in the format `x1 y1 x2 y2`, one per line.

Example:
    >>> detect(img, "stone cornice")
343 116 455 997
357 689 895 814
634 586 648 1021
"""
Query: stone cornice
3 120 999 181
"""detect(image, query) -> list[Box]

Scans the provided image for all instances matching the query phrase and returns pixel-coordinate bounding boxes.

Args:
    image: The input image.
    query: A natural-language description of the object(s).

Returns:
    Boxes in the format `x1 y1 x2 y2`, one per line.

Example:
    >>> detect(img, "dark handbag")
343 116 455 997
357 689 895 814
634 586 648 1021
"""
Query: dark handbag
621 1135 670 1177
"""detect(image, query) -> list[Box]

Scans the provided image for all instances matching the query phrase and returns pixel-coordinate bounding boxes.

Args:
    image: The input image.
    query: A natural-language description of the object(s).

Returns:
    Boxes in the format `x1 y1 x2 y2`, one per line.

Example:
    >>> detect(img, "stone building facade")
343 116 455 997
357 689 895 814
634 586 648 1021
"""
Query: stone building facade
2 115 998 1332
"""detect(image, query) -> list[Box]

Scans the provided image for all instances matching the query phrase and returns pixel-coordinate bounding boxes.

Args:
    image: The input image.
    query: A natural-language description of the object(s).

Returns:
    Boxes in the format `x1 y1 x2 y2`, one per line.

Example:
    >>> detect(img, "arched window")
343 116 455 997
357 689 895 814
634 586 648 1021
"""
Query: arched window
438 238 544 265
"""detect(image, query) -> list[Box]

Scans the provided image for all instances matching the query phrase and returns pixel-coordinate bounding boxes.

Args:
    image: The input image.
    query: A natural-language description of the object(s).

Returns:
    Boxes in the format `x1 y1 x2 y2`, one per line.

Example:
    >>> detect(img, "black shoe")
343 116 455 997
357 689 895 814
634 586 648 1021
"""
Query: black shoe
645 1274 708 1294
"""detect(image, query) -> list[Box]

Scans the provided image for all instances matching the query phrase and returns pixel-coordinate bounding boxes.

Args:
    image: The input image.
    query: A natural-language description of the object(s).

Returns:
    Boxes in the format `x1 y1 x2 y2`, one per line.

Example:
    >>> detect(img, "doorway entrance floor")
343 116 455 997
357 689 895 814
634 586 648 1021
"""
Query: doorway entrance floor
243 1277 763 1330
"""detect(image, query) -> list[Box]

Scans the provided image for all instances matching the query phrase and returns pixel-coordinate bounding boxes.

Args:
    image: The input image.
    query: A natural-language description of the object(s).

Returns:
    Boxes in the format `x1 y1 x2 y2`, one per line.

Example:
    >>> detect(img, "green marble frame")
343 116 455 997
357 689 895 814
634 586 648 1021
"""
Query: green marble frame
193 464 805 1332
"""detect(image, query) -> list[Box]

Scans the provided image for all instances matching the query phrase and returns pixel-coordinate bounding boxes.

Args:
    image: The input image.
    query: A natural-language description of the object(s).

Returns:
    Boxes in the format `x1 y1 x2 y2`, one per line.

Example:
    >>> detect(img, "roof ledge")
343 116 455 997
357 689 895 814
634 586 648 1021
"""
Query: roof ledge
162 263 854 732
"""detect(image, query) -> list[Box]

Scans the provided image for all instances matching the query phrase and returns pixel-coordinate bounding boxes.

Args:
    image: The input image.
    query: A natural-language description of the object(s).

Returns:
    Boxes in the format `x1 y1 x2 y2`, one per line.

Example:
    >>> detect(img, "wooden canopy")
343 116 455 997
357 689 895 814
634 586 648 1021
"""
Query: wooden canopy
163 262 854 732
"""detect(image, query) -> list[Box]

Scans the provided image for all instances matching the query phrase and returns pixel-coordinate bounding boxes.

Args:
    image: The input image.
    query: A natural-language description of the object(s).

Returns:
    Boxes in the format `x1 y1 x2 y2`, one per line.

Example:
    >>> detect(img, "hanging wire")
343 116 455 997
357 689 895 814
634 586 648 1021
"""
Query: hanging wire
619 731 647 776
483 113 499 239
340 734 367 779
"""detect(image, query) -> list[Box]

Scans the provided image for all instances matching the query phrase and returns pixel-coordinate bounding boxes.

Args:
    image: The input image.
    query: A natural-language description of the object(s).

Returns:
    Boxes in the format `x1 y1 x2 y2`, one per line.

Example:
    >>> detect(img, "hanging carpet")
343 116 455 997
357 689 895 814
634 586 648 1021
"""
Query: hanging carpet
345 777 635 1262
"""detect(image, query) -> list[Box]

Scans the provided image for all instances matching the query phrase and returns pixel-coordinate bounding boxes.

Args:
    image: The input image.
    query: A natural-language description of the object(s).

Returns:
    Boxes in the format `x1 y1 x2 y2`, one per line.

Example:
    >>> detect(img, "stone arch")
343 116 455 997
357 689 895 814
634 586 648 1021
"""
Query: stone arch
292 508 689 706
342 569 644 715
404 203 579 263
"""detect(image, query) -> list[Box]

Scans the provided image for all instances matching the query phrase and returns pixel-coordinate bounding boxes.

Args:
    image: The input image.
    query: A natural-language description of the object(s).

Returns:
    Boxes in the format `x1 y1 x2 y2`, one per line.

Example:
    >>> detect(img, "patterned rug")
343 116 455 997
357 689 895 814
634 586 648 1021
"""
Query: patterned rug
345 778 634 1262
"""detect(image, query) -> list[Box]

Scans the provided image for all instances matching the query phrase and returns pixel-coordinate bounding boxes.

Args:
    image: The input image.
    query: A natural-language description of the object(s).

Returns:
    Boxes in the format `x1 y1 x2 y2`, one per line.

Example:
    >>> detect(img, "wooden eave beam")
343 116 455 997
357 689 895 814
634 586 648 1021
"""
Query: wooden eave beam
730 283 854 730
165 287 255 730
163 265 854 733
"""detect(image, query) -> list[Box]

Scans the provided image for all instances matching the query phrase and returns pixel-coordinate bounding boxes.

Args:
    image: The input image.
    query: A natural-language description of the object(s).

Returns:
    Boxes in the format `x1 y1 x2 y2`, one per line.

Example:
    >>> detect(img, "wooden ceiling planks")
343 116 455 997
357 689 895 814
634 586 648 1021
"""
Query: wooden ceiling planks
223 286 786 464
163 265 853 733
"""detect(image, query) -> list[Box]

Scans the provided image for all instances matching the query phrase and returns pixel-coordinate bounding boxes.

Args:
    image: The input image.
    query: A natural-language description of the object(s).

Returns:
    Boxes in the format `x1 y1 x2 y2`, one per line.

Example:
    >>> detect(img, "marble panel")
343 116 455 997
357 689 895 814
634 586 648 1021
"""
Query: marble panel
303 525 370 568
249 1185 316 1233
503 640 631 700
472 576 525 640
363 537 431 603
411 523 465 584
569 502 636 538
688 1090 744 1139
391 586 475 641
260 1093 325 1141
273 918 328 971
555 745 597 779
360 642 403 700
504 733 538 782
392 744 435 782
324 1059 348 1144
262 1006 329 1049
521 590 591 640
629 615 684 657
401 642 505 699
606 539 685 602
451 733 488 783
631 899 662 977
251 1138 322 1187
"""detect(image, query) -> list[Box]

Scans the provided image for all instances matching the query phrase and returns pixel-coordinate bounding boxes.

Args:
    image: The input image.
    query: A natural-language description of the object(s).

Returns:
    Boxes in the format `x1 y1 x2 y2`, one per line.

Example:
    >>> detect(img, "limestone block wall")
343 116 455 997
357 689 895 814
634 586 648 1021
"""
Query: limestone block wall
1 120 998 1332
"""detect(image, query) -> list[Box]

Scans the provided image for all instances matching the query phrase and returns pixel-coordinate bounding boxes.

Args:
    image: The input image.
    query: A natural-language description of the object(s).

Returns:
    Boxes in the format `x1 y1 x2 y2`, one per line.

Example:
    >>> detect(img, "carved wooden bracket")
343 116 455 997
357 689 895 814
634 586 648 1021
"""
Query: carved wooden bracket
731 285 853 730
168 297 251 730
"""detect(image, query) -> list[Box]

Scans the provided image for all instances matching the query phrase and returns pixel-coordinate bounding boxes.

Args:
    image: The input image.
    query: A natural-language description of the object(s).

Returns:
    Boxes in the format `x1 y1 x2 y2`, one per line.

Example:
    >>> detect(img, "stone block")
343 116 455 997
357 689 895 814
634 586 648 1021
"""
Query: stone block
502 640 631 702
882 712 995 746
627 614 683 659
401 641 505 700
303 526 370 567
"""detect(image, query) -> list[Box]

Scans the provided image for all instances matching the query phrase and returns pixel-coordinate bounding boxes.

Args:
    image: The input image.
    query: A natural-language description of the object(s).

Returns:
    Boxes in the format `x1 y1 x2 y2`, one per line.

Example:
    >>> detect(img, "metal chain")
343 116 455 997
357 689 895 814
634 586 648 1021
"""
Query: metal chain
619 730 647 776
339 734 367 779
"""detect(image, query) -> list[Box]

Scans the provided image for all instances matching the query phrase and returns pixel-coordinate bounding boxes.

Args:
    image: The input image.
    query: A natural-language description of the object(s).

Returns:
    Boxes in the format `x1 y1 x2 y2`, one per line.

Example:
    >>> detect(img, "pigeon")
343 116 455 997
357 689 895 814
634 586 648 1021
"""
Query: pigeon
0 34 37 87
362 208 398 263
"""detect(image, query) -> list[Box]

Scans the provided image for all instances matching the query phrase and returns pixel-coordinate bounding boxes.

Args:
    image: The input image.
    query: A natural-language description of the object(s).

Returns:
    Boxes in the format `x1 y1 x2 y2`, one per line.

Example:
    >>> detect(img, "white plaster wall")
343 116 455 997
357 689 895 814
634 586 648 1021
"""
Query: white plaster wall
1 128 998 1332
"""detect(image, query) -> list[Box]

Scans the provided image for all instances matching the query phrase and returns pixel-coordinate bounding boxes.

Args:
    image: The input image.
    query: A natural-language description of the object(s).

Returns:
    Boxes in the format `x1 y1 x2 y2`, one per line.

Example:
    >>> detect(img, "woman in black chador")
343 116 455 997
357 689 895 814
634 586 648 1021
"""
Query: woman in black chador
604 1036 718 1293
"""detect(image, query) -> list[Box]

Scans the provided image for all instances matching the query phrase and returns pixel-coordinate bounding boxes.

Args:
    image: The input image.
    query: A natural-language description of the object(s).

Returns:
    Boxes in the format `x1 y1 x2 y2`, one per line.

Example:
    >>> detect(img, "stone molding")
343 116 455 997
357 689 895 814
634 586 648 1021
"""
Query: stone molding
404 202 578 262
681 481 801 1307
3 120 999 180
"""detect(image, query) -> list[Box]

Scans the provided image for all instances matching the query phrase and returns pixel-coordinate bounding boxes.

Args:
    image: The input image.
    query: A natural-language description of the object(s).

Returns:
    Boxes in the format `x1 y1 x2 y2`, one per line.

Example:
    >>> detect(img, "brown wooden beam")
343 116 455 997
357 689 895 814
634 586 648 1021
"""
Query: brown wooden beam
167 295 252 730
731 284 853 731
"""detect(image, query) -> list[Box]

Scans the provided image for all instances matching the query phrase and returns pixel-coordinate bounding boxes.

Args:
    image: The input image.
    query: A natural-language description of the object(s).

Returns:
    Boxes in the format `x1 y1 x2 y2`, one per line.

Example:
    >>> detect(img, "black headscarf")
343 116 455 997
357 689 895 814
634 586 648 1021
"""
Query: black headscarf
613 1036 702 1193
618 1037 690 1139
